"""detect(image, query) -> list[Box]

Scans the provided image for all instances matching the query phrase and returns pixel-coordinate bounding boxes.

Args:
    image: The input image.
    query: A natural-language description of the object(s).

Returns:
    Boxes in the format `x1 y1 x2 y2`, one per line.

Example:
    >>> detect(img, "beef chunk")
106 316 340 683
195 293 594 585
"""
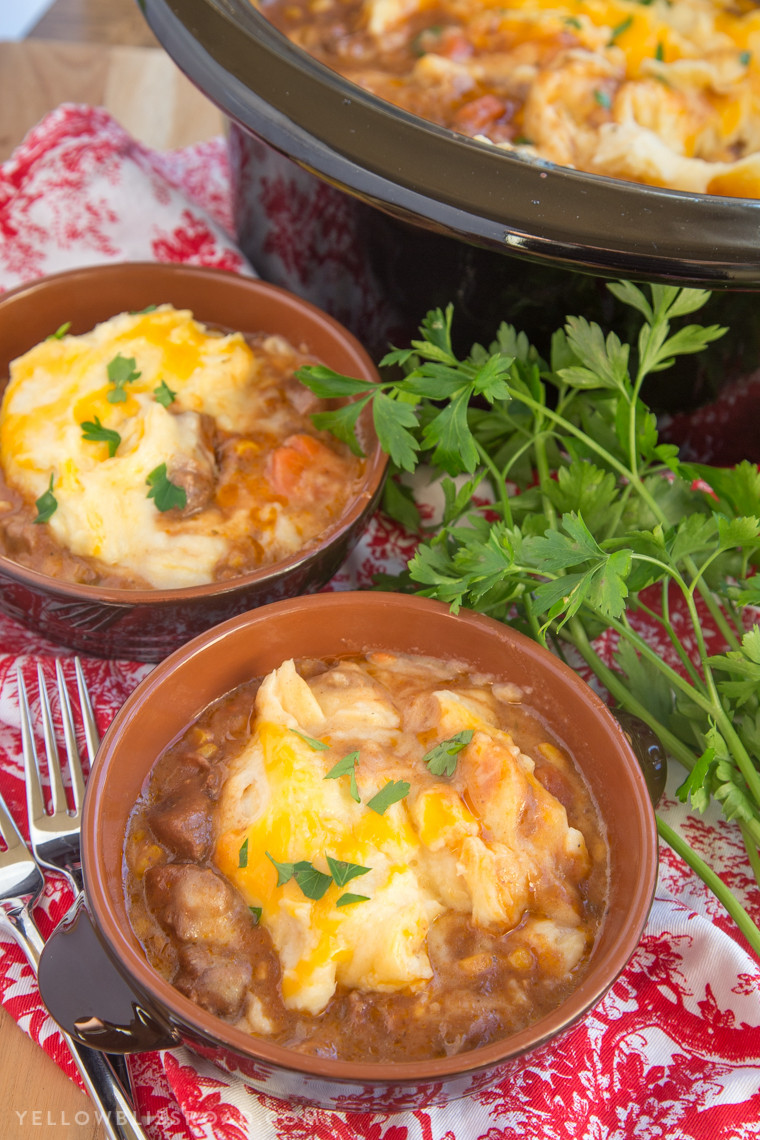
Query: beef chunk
166 454 216 516
176 944 252 1019
147 780 214 861
143 863 247 945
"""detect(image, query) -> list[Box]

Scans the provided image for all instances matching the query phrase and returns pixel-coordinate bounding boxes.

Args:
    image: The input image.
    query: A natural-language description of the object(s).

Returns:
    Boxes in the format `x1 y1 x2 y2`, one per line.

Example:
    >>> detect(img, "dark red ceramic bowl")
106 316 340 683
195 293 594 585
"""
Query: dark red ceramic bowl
38 593 658 1111
0 263 386 661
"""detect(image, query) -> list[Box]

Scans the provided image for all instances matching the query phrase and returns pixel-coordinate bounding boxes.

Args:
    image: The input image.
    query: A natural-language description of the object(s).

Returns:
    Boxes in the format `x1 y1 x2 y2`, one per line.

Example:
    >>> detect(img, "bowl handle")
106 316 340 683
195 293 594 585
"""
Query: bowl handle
38 895 179 1053
612 708 668 807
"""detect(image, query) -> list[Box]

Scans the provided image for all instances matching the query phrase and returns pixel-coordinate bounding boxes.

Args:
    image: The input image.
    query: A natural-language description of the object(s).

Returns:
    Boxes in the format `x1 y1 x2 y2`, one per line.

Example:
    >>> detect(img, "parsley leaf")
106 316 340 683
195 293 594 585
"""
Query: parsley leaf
609 16 633 42
34 474 57 523
289 728 330 751
47 321 71 340
422 730 474 776
153 380 177 407
366 780 411 815
266 851 294 885
106 354 141 403
81 416 121 457
293 861 333 901
146 463 187 512
249 906 262 924
265 853 333 900
238 838 249 868
336 893 370 907
326 856 370 887
301 281 760 956
324 751 360 801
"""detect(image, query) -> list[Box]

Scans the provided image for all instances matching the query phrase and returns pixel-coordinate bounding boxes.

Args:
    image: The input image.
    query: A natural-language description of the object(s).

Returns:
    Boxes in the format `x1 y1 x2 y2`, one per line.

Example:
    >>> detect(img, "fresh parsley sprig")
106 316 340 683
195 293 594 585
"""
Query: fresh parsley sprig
81 416 121 457
106 353 141 403
299 281 760 955
299 306 513 476
265 851 371 904
34 473 57 524
146 463 186 512
324 751 361 801
366 779 410 815
423 730 474 776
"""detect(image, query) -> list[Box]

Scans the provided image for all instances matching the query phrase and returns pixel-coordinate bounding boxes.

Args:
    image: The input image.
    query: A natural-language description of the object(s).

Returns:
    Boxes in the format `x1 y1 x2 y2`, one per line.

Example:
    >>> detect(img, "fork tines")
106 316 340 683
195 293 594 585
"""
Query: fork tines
16 659 96 859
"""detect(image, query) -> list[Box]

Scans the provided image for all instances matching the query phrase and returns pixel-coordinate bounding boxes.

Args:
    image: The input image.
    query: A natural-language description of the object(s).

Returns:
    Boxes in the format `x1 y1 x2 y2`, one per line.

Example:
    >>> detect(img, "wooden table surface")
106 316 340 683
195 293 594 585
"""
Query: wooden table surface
0 5 225 1136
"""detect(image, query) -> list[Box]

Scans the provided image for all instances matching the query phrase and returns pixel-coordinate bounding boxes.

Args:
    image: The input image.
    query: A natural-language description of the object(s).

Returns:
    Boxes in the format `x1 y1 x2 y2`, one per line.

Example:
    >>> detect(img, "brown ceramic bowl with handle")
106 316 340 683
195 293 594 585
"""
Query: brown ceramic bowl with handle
0 263 386 661
38 592 658 1111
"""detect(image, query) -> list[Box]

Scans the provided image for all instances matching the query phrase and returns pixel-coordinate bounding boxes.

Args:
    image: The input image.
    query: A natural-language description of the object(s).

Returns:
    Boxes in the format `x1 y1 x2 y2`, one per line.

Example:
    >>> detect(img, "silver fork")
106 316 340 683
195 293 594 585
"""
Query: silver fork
17 662 139 1098
17 658 95 894
0 788 147 1140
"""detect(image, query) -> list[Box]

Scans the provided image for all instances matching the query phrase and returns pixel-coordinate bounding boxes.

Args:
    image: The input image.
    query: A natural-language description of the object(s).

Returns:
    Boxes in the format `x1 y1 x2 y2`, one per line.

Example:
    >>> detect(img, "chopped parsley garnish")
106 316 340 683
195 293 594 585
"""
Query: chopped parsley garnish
325 751 360 802
336 893 370 907
266 851 294 886
366 779 411 815
146 463 187 512
594 89 612 110
293 862 334 900
267 851 371 903
422 730 474 777
289 728 330 751
47 321 71 341
80 416 121 457
265 853 333 900
655 41 665 62
411 24 442 56
106 353 141 404
564 15 582 28
238 838 249 868
129 304 158 314
609 16 633 43
740 50 752 67
249 905 262 924
326 856 370 887
153 379 177 407
34 473 57 523
513 136 534 146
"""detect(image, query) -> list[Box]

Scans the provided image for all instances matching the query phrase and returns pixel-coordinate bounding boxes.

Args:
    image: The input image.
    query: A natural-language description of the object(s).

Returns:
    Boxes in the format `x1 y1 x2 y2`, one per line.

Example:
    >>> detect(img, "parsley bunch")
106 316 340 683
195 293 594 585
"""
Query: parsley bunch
299 282 760 955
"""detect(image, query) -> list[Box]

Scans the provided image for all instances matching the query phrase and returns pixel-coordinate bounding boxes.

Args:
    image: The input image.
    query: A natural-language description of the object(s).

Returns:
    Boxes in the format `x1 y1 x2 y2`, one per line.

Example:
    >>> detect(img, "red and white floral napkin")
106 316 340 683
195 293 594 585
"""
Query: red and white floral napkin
1 104 760 1140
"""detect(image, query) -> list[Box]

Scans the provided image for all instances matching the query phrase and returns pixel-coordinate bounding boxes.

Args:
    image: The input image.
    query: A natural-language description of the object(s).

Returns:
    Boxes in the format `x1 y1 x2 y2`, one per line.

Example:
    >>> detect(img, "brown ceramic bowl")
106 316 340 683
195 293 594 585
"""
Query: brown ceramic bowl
38 592 658 1111
0 263 386 661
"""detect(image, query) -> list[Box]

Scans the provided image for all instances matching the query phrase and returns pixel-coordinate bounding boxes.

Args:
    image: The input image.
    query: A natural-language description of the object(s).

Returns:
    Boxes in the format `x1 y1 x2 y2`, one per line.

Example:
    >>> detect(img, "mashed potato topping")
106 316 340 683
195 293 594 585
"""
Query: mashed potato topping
125 651 608 1059
0 306 365 589
214 653 593 1017
263 0 760 196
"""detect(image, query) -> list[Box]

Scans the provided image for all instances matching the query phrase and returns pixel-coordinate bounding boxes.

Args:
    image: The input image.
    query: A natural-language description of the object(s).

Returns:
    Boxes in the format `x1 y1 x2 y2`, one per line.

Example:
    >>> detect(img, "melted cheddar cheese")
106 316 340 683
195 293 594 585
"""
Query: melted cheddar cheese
0 306 364 589
215 654 593 1016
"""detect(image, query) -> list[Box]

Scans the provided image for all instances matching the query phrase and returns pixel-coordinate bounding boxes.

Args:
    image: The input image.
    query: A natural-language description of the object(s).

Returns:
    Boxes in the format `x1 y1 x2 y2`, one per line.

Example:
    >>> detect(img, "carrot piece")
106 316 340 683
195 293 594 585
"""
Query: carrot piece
452 95 506 135
266 433 346 503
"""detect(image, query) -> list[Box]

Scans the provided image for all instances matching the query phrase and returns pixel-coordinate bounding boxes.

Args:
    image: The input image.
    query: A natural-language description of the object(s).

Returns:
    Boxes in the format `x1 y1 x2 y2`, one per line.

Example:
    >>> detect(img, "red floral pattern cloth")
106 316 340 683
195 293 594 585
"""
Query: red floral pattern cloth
1 104 760 1140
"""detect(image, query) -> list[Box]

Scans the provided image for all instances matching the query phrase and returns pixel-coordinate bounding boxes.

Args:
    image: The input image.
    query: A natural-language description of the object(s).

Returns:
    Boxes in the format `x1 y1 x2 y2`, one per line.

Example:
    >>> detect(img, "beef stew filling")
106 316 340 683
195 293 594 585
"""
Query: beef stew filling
124 652 609 1062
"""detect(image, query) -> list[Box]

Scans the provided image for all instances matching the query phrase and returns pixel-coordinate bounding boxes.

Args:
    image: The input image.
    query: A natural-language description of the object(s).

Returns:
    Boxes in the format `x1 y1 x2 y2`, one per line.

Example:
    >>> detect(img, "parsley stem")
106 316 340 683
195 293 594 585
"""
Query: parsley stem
533 431 559 532
689 571 743 653
569 612 760 834
509 387 666 524
564 617 699 771
656 816 760 958
740 822 760 891
475 439 512 526
633 585 704 689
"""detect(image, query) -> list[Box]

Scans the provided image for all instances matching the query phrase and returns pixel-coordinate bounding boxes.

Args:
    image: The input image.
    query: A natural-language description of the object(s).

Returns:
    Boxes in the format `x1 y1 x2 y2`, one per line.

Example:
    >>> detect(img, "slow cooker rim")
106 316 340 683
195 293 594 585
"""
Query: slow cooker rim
142 0 760 286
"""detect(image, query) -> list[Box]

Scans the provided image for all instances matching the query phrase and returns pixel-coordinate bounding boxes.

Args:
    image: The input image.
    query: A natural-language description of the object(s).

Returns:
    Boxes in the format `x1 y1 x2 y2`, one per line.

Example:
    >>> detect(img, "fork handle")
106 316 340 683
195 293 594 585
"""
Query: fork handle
1 911 150 1140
